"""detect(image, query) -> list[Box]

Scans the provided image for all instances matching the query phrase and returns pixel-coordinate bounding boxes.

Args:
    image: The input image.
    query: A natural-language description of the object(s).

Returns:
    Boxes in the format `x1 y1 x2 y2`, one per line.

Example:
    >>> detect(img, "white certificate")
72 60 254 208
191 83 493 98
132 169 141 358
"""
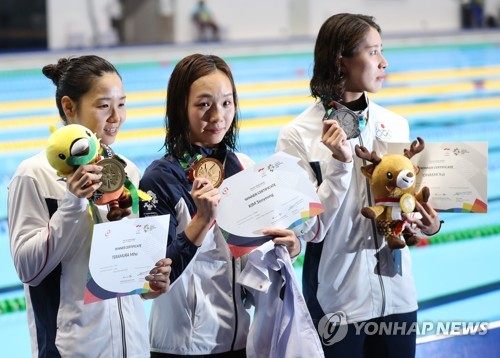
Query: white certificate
217 152 323 257
386 141 488 213
84 214 169 304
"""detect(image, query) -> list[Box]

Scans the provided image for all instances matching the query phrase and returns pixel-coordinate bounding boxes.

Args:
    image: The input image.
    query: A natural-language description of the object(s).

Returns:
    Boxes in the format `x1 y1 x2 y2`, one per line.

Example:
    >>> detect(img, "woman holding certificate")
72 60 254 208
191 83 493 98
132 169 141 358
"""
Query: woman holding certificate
8 55 172 357
276 13 442 357
139 54 302 357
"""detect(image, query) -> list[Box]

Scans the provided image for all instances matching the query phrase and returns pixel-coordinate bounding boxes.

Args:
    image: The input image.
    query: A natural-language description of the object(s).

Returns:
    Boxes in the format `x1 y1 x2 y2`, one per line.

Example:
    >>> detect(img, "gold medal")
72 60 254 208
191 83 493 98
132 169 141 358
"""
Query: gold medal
97 158 126 193
192 157 224 188
400 193 416 213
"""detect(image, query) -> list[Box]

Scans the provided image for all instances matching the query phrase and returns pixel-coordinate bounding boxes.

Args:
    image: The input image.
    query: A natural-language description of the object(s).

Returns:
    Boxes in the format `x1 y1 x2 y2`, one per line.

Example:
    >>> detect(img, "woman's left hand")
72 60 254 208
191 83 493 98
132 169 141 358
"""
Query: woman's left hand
402 201 442 236
263 228 301 258
141 258 172 300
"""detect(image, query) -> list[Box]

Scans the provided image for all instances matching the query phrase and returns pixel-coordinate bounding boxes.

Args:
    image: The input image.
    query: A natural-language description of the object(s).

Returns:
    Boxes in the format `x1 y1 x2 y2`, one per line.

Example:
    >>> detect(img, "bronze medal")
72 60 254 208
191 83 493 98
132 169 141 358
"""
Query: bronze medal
192 157 224 188
329 108 360 139
97 157 126 193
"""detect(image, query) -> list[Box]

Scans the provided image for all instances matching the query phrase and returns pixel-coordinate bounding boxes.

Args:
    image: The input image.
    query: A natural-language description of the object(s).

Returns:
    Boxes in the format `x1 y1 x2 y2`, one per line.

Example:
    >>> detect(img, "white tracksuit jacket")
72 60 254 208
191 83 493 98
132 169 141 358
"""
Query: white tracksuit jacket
276 98 418 325
8 150 149 358
140 149 254 355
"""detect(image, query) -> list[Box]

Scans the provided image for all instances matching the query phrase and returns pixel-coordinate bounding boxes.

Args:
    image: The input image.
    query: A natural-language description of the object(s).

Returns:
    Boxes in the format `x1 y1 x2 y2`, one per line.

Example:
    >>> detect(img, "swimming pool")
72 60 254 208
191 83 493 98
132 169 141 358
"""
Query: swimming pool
1 37 499 356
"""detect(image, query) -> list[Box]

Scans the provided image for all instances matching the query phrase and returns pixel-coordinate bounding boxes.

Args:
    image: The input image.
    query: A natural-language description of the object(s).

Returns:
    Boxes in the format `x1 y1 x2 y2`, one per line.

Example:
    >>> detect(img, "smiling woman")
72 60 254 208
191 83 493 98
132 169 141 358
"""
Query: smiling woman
187 70 236 147
1 33 500 358
42 57 126 146
139 53 303 357
6 55 172 357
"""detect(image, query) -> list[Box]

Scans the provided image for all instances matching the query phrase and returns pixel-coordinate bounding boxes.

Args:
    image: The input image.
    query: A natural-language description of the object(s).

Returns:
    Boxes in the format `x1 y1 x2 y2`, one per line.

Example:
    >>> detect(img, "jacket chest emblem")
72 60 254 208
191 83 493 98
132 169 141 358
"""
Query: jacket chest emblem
375 122 392 141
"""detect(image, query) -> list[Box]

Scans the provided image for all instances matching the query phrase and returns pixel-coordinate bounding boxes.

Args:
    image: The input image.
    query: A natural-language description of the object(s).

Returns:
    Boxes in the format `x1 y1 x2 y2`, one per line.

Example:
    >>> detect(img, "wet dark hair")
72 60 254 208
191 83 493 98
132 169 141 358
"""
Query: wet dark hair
42 55 121 123
164 53 239 158
310 13 381 103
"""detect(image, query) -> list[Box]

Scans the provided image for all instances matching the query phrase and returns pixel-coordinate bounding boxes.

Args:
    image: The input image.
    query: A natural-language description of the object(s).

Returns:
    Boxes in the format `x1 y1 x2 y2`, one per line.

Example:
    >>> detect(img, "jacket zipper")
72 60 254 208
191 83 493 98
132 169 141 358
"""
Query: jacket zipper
117 296 127 357
358 136 386 318
94 208 127 356
230 256 239 352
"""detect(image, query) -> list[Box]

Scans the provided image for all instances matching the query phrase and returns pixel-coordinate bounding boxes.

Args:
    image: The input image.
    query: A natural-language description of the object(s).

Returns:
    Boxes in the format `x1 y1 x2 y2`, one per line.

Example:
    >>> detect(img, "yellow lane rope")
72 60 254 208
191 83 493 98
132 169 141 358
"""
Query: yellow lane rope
1 70 500 114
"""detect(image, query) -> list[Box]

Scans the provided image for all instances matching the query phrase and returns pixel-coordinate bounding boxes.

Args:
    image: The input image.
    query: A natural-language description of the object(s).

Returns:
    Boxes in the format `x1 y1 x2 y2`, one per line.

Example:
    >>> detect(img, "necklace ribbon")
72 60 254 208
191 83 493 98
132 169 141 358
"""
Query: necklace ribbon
179 152 204 181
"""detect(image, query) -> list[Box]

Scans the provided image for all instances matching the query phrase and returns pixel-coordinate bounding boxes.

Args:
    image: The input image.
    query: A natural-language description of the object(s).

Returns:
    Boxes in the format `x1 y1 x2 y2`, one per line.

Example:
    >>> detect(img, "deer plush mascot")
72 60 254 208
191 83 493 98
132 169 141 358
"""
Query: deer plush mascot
355 137 430 250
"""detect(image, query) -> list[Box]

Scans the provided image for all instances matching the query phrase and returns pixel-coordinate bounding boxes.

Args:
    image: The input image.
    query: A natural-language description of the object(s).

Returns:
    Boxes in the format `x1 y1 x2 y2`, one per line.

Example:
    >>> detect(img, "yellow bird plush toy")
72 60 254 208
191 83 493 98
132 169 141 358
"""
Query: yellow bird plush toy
46 124 150 221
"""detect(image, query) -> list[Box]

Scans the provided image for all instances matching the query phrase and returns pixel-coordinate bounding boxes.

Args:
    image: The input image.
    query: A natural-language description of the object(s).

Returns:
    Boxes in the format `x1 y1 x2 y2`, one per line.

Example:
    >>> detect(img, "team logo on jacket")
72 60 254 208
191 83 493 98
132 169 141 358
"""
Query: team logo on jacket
375 122 392 141
142 190 158 211
318 311 348 345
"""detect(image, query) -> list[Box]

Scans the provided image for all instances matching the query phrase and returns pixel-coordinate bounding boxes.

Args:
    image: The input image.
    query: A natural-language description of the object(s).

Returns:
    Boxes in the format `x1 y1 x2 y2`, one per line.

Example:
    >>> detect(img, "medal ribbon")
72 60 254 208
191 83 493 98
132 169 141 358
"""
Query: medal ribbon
124 177 140 214
179 152 204 182
112 152 143 214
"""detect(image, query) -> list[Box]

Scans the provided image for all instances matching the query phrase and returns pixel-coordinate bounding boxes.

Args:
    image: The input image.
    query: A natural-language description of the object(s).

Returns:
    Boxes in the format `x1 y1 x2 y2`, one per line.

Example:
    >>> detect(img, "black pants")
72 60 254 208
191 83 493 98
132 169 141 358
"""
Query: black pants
320 311 417 358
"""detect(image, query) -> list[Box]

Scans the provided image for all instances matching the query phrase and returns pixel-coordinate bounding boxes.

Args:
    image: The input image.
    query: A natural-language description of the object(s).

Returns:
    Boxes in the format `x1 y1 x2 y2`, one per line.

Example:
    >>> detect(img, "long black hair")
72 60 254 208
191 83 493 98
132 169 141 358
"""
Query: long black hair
164 54 239 158
310 13 381 104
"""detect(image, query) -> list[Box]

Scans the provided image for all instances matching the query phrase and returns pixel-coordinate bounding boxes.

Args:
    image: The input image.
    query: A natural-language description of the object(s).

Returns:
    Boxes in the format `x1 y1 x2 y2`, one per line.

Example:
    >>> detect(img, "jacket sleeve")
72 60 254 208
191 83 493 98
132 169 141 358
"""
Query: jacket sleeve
8 175 91 286
139 168 198 283
276 124 353 243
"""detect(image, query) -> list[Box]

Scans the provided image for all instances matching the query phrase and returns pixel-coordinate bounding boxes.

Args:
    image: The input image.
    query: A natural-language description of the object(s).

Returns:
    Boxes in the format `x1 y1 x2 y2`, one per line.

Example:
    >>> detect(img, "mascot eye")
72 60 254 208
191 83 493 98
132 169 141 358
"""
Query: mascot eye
386 172 393 179
85 130 91 137
59 153 66 160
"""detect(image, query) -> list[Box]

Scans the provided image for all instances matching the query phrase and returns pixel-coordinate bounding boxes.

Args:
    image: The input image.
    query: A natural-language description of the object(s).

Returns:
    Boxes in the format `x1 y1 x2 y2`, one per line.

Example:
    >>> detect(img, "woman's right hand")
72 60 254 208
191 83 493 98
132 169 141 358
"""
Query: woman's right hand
322 119 353 163
66 164 103 199
190 177 221 223
184 177 221 246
